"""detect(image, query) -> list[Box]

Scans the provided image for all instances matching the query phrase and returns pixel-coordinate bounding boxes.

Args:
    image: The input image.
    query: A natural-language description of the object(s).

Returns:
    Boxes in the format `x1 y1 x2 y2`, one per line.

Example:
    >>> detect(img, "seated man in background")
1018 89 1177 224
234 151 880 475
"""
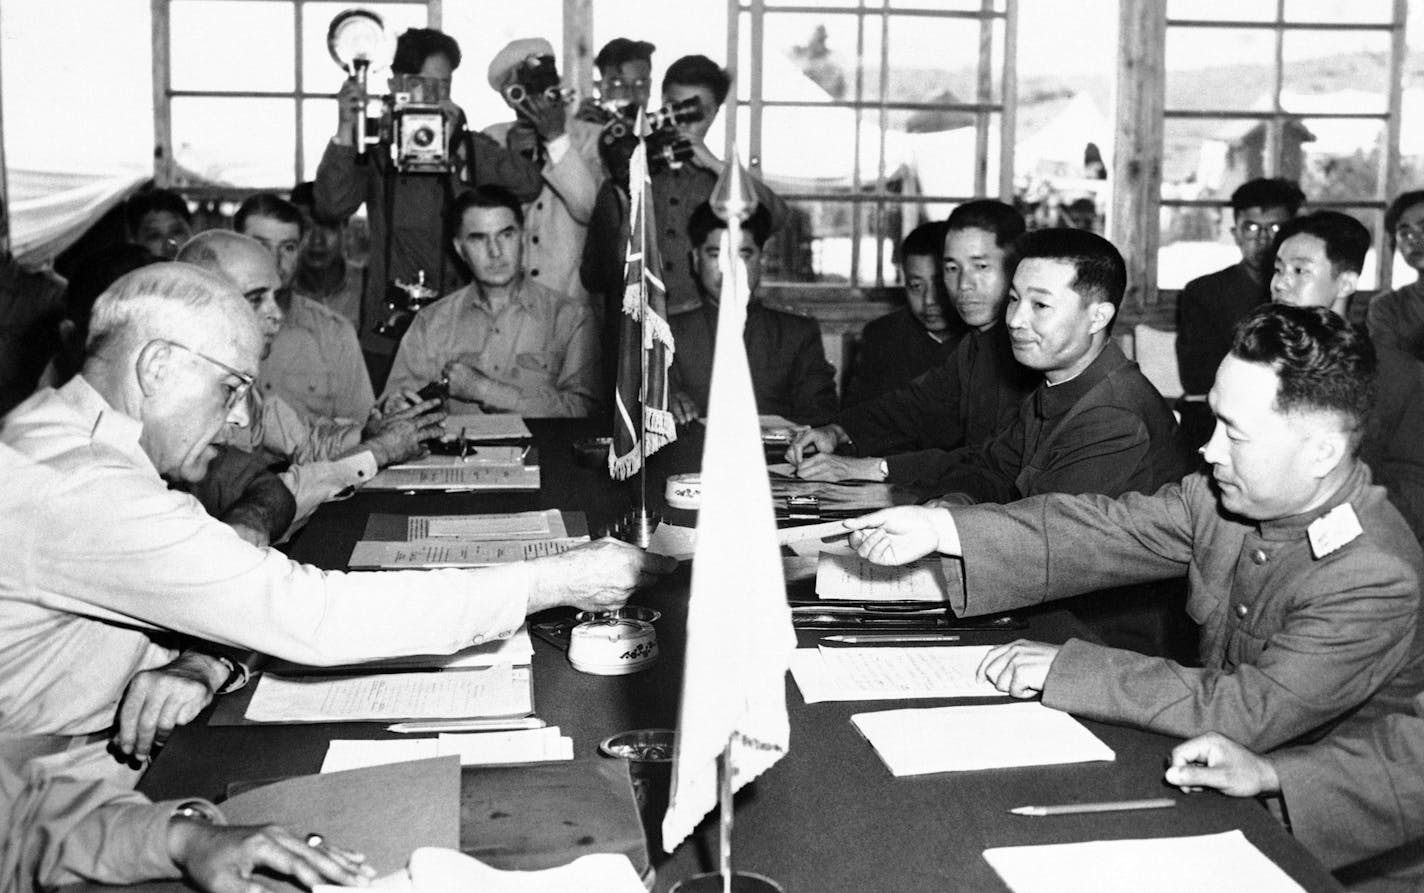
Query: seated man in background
1175 178 1304 450
917 227 1189 505
0 263 672 769
668 202 837 426
3 749 371 893
1367 189 1424 360
787 200 1034 483
1271 210 1424 546
848 303 1422 753
383 185 599 417
178 231 444 523
124 188 194 262
235 193 374 422
841 220 964 407
289 181 366 333
484 37 604 311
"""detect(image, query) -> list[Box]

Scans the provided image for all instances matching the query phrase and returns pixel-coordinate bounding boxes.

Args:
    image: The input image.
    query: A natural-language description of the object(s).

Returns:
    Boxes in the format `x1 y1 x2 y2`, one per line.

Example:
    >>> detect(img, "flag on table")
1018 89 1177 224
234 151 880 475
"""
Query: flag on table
661 169 795 852
608 115 676 480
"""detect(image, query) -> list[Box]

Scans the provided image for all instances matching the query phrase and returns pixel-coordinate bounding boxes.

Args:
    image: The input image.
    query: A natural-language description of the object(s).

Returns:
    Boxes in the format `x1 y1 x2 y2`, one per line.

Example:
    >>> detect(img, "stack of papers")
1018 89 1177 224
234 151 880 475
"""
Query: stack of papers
851 702 1115 776
322 727 574 773
366 458 540 492
315 848 645 893
266 629 534 675
349 539 579 569
244 665 533 723
815 553 954 601
349 511 590 569
982 830 1305 893
440 414 533 441
791 645 1001 702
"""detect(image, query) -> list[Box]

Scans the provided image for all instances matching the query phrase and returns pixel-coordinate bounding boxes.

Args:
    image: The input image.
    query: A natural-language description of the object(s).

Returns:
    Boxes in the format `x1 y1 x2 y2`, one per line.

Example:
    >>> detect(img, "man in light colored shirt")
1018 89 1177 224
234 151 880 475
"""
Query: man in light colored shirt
177 231 442 523
235 193 375 421
383 185 599 417
0 262 670 767
484 38 604 311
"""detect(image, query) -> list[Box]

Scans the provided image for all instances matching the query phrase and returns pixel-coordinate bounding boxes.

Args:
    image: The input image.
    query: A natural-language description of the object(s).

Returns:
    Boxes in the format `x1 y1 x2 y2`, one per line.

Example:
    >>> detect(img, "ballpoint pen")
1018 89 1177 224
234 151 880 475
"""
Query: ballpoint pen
386 717 547 734
1009 798 1177 816
820 634 962 645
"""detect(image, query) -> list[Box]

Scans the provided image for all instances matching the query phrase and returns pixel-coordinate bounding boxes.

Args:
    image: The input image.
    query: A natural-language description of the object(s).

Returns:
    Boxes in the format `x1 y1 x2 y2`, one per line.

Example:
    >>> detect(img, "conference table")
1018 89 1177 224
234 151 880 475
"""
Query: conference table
136 419 1344 892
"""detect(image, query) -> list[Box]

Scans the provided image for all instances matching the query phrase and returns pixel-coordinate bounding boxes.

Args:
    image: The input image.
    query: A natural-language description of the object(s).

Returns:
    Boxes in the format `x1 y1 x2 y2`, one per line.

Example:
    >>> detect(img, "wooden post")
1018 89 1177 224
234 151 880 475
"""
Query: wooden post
151 0 173 186
1111 0 1166 316
564 0 592 101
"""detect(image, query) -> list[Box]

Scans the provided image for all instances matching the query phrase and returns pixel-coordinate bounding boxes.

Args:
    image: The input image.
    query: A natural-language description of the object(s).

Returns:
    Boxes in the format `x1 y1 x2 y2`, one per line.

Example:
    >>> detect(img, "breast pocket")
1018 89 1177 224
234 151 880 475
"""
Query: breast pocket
512 350 561 386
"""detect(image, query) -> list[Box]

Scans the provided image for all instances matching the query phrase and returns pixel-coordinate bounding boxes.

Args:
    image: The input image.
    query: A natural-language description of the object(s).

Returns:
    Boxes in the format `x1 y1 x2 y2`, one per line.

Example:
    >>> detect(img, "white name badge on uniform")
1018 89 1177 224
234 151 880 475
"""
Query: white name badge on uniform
1307 503 1363 559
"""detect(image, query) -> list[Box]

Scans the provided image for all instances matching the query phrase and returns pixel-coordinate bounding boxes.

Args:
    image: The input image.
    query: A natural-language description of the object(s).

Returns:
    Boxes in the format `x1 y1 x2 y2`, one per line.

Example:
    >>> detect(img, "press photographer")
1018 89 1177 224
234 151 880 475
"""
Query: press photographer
314 23 543 389
483 38 605 311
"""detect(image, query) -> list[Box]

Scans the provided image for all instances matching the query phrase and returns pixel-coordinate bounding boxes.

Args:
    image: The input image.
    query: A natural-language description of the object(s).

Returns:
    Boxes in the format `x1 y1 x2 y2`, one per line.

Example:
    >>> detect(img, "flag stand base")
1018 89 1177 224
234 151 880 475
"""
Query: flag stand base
668 741 783 893
619 508 662 549
668 871 783 892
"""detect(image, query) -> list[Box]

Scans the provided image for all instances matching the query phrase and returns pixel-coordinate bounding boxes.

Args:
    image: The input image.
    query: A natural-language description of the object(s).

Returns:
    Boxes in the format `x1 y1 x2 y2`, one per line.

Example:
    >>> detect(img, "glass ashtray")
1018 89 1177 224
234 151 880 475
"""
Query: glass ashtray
576 605 662 625
599 728 676 762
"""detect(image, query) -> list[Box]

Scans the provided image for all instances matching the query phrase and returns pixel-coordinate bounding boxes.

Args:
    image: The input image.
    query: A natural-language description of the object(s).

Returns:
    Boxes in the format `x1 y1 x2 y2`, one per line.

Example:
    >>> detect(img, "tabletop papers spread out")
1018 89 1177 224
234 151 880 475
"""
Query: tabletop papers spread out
851 702 1115 776
791 645 1001 702
321 728 574 773
441 414 533 441
411 509 561 539
982 830 1305 893
647 522 697 560
771 478 897 512
366 458 540 492
349 510 589 568
265 628 534 675
348 538 581 569
314 848 645 893
815 553 952 601
244 665 533 723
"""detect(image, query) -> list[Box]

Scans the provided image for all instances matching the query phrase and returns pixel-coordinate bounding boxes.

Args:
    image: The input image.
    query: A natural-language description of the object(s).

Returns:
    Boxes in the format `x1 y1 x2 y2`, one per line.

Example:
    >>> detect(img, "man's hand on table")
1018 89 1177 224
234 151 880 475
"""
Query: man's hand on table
360 398 445 466
114 651 230 761
1165 732 1281 797
526 539 678 613
170 820 375 892
976 640 1060 699
846 505 959 564
793 453 884 483
784 424 846 466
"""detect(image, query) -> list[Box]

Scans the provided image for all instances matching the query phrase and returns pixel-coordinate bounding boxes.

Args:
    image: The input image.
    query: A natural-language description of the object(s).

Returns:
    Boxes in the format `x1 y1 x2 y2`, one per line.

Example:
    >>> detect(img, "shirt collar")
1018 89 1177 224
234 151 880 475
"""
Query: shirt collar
463 278 532 314
1033 340 1124 420
58 375 156 474
1254 460 1372 542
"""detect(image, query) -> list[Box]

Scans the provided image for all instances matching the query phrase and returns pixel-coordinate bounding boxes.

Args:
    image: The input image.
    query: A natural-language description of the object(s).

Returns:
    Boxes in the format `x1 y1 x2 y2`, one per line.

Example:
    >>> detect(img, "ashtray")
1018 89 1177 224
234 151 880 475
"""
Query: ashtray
572 436 612 467
568 617 658 675
599 728 676 762
576 605 662 625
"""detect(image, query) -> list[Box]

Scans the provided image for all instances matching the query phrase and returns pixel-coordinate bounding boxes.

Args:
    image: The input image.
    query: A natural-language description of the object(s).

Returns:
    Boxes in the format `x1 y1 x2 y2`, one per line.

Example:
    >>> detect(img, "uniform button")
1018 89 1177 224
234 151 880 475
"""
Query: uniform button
536 202 544 210
1250 548 1267 565
669 197 679 205
666 228 677 236
531 235 540 244
1236 604 1250 618
531 269 540 277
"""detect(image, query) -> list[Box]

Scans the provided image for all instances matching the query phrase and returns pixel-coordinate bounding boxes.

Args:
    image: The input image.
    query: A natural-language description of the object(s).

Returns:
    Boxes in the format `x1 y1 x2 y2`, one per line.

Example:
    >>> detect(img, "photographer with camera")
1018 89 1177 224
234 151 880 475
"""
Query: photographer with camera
483 38 605 312
314 27 543 389
381 185 599 419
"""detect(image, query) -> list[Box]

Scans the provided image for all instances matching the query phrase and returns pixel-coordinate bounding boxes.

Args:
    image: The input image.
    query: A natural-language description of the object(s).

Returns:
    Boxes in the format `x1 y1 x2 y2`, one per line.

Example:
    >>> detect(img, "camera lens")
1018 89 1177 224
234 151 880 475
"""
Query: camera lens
412 126 435 147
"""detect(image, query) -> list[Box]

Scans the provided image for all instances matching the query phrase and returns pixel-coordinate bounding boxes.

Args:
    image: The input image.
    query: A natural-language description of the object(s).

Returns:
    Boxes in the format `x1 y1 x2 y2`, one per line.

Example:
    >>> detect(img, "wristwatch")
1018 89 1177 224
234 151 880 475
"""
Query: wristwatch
171 800 222 825
878 459 889 480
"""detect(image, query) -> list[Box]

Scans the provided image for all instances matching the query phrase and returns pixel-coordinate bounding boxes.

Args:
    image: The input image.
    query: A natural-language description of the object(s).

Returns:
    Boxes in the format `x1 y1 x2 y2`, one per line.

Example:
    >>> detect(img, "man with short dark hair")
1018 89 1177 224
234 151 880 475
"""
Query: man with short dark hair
1367 189 1424 360
314 26 543 379
667 202 836 425
1270 210 1424 545
849 303 1422 752
382 185 599 417
1175 177 1306 449
786 200 1035 485
842 221 965 407
124 188 193 262
593 37 656 110
235 193 374 422
289 180 366 331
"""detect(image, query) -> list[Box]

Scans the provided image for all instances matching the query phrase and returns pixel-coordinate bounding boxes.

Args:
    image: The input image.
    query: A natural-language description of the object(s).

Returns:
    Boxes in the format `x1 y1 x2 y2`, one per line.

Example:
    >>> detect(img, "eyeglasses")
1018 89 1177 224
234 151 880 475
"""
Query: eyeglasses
598 77 650 91
1396 225 1424 243
163 340 254 412
1237 221 1282 240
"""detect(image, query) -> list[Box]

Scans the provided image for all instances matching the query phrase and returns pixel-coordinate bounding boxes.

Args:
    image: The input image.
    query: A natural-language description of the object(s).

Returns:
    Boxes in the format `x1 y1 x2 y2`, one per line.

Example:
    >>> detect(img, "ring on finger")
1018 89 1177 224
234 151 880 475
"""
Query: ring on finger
305 833 325 848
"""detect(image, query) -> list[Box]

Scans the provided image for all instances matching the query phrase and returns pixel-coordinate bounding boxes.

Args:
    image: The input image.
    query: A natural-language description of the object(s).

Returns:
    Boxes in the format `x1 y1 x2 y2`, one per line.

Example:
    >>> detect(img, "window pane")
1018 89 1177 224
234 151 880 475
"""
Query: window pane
171 0 294 93
884 14 1001 105
889 0 1001 10
761 13 869 104
1300 117 1386 202
1166 28 1276 112
764 198 902 286
171 97 296 188
1157 199 1237 290
301 97 339 183
1283 0 1396 24
1161 115 1309 195
1166 0 1277 21
1281 31 1392 115
755 0 881 8
300 2 429 94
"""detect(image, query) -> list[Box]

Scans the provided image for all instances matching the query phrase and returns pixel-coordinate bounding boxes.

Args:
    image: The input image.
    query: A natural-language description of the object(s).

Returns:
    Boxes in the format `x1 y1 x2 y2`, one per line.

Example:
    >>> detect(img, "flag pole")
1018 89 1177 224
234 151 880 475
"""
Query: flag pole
624 108 661 548
718 741 734 893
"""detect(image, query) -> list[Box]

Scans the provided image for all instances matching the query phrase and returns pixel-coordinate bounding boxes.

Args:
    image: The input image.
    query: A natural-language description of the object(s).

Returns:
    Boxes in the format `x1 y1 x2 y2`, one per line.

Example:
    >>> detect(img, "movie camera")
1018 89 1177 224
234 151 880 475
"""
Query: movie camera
595 98 707 177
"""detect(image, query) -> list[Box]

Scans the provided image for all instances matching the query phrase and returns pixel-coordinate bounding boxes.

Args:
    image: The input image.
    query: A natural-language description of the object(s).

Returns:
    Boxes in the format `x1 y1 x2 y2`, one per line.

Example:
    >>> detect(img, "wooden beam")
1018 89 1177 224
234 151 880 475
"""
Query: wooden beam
1111 0 1165 314
152 0 173 186
564 0 592 99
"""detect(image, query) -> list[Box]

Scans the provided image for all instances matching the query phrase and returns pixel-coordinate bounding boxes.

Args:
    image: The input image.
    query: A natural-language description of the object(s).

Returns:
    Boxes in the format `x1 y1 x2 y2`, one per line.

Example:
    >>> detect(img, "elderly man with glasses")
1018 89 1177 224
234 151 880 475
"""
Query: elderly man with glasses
0 262 672 781
1174 177 1306 450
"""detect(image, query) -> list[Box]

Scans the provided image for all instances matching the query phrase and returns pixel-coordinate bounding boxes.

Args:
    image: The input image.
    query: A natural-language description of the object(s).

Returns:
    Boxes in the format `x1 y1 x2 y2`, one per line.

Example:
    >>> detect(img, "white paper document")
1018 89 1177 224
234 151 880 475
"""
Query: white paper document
315 847 645 893
321 727 574 773
816 553 951 601
268 629 534 675
412 510 559 540
366 463 539 492
851 701 1116 776
791 645 1001 702
245 666 533 723
982 829 1305 893
647 522 697 560
441 414 532 441
388 446 527 468
348 538 581 569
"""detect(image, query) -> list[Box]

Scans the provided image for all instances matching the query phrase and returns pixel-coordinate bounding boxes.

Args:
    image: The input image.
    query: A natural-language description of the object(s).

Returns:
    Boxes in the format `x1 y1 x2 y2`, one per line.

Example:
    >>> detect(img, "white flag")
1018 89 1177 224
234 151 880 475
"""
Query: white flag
661 212 795 852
